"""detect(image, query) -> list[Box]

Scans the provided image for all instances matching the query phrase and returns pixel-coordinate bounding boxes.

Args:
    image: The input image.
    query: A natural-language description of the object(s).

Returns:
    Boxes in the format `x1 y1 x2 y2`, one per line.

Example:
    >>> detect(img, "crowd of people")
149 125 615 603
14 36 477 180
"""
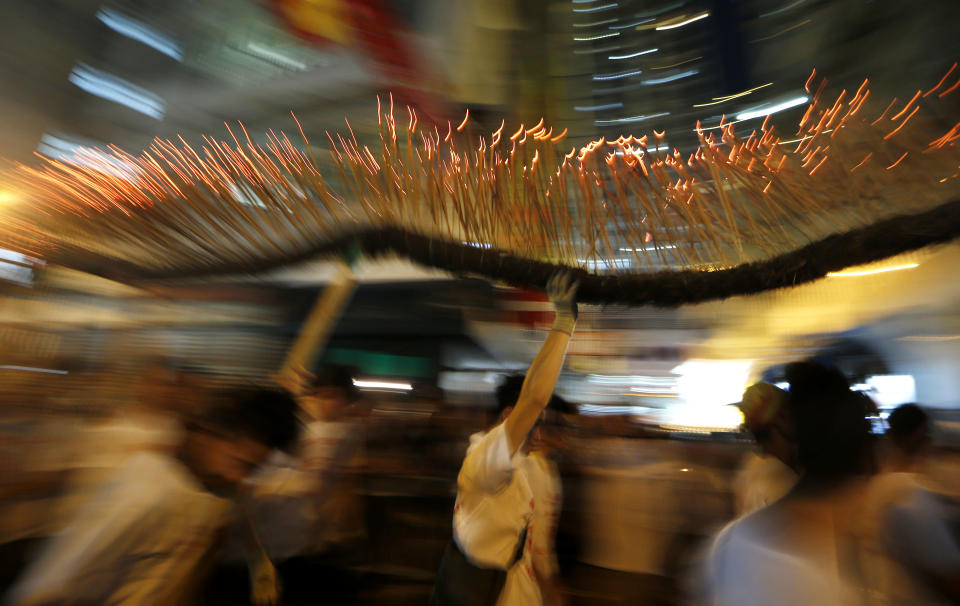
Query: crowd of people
1 273 959 605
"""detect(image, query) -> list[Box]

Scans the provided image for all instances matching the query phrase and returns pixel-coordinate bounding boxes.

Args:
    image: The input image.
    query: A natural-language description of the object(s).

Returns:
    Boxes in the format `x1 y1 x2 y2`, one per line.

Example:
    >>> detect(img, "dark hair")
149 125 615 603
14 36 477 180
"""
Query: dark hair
311 364 357 401
200 387 301 453
548 394 577 416
495 374 576 418
784 361 872 478
887 403 928 441
495 374 526 417
750 425 772 445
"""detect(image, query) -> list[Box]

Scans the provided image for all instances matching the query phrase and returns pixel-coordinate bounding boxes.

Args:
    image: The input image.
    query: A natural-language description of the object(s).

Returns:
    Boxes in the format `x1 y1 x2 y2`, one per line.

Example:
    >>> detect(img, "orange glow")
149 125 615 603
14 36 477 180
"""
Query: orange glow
939 78 960 98
890 90 922 121
550 127 568 142
509 124 524 141
804 68 817 93
886 152 909 170
809 155 828 175
872 97 898 126
884 106 919 140
525 118 544 135
456 109 470 132
848 89 870 117
928 121 960 149
924 62 957 97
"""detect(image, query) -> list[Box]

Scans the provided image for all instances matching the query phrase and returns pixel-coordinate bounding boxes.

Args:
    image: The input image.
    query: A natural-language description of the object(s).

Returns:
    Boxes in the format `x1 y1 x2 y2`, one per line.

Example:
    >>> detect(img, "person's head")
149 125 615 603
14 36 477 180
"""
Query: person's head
301 365 356 420
494 374 526 423
183 386 301 495
740 382 795 466
494 374 573 446
528 394 576 454
886 403 931 459
136 360 185 411
783 361 874 482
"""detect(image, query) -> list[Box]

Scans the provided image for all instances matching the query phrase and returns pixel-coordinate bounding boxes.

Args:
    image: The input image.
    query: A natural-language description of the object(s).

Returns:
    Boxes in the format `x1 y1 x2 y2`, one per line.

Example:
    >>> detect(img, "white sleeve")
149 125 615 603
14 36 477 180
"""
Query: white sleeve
7 473 157 605
457 424 515 496
883 487 960 575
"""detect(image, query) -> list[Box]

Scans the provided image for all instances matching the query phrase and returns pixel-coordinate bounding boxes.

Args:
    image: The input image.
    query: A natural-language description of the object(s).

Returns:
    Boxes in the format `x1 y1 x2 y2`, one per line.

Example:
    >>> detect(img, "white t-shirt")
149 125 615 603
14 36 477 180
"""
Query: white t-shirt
7 452 232 606
859 472 960 606
705 509 859 606
238 420 363 561
453 423 561 606
732 452 798 517
52 412 183 535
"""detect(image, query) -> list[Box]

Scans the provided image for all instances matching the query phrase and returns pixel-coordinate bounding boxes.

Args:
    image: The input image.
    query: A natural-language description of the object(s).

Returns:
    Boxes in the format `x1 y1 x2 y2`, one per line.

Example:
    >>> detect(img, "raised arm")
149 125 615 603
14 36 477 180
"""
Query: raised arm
503 273 578 454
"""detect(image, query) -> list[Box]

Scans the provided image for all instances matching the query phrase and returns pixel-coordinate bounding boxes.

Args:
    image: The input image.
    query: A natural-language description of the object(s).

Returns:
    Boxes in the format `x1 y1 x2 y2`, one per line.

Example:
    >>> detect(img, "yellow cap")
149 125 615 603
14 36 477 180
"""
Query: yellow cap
739 382 787 429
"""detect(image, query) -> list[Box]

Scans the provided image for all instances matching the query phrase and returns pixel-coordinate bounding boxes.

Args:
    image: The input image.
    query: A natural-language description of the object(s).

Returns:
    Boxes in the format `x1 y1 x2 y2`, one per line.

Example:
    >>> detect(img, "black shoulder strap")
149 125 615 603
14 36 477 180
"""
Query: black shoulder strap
508 521 530 569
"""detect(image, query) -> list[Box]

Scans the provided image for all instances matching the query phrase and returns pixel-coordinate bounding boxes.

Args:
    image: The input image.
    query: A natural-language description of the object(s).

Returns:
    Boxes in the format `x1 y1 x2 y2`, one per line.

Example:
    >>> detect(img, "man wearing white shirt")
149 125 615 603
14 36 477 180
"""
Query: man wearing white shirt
435 272 577 606
5 387 301 606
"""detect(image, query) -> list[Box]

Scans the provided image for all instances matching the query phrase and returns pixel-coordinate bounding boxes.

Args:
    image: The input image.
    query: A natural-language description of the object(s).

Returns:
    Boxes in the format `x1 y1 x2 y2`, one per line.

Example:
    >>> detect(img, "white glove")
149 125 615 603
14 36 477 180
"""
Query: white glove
547 272 579 335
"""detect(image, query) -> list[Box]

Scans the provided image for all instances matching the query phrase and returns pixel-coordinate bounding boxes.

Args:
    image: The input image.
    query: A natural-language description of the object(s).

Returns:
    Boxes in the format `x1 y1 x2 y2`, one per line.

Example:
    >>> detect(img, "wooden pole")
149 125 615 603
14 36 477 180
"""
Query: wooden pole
278 261 358 389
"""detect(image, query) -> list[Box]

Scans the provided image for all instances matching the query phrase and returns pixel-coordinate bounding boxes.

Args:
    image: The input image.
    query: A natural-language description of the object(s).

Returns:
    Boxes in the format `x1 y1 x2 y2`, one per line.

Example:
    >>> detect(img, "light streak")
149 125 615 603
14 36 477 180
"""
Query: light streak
610 18 654 29
924 63 957 97
574 45 621 55
651 56 701 70
574 102 624 111
886 151 909 170
574 31 620 41
574 18 618 27
573 3 618 13
620 244 677 251
751 19 811 43
643 69 698 85
735 95 808 121
246 42 306 71
655 12 709 30
693 82 773 107
759 0 807 18
595 111 669 125
0 366 68 375
593 69 643 81
68 64 165 120
96 8 183 61
826 263 918 277
635 1 685 18
353 379 413 391
608 48 658 60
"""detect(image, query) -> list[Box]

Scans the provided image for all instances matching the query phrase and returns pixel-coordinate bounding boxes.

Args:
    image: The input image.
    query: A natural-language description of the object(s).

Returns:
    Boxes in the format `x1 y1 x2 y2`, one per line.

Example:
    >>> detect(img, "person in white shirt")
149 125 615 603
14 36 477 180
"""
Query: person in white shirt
704 361 876 606
733 382 798 516
228 365 364 606
5 387 301 606
859 404 960 605
434 272 577 606
51 364 195 537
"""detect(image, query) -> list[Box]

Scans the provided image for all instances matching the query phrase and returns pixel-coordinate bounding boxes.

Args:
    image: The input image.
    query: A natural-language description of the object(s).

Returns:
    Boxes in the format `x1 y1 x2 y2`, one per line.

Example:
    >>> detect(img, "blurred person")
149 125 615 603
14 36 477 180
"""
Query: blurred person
732 382 798 516
431 273 577 606
48 363 200 537
0 363 200 594
211 365 365 606
859 404 960 605
5 387 300 606
703 361 875 606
